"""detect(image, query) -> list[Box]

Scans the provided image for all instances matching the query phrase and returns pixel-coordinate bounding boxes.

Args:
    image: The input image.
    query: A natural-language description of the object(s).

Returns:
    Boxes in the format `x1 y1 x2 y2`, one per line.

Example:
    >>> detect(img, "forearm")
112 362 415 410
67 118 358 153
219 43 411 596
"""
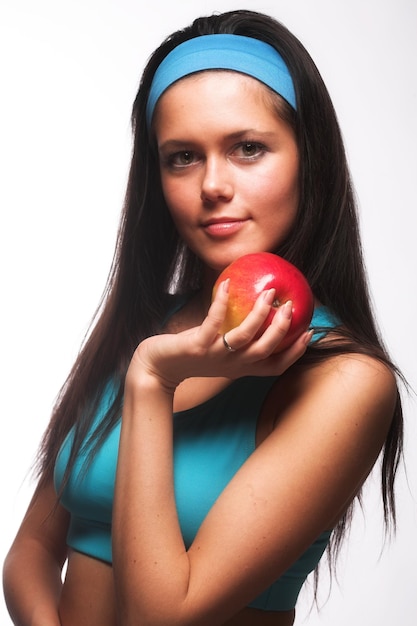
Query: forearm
111 292 306 625
3 541 63 626
113 372 193 625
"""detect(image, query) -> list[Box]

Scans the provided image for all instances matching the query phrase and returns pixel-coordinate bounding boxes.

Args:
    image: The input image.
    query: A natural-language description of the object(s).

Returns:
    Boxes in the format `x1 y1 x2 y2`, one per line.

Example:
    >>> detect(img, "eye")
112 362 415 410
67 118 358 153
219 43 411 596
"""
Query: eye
165 150 197 168
233 142 266 160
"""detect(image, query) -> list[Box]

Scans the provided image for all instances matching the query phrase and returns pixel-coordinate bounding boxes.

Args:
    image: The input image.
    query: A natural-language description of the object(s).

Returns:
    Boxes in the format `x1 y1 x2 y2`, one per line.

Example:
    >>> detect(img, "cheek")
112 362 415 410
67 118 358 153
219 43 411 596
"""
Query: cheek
160 172 194 211
159 172 174 206
256 166 299 238
160 182 193 236
160 177 182 221
249 167 298 209
281 175 299 208
271 165 299 211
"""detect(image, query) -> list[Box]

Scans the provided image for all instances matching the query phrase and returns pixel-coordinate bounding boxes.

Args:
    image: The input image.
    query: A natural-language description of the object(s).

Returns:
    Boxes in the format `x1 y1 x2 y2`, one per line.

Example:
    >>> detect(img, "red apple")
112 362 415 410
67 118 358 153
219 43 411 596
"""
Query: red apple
212 252 314 351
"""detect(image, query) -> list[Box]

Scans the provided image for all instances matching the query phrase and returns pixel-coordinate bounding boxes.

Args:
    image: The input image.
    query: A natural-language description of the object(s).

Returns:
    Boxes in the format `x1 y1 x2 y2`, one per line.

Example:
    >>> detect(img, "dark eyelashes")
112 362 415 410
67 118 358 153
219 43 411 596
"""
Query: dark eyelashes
160 140 268 169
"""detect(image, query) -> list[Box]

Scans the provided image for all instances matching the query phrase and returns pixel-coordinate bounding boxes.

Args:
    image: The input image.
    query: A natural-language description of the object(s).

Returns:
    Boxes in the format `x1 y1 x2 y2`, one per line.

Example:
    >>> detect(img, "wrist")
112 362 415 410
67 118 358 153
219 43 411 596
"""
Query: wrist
125 339 180 396
125 365 177 399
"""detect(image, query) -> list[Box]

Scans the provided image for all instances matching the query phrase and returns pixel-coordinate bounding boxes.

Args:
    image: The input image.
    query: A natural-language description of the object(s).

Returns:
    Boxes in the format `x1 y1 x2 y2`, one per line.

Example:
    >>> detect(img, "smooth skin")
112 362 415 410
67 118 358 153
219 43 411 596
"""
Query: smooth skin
3 72 397 626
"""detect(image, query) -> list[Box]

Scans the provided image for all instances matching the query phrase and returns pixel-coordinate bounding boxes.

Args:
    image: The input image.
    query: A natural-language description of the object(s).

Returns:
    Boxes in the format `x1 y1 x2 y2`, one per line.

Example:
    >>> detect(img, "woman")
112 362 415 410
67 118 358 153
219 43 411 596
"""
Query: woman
3 10 403 626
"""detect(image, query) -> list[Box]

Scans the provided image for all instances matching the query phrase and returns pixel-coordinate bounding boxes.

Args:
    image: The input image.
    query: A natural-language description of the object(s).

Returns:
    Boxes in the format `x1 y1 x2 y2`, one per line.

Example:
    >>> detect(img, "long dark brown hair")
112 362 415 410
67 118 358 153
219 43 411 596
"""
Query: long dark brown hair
36 9 403 561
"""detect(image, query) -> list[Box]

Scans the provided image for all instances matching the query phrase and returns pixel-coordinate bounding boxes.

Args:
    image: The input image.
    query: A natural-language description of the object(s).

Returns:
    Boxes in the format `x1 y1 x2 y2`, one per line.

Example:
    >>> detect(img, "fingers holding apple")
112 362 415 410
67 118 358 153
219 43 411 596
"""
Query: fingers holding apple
212 252 314 352
215 286 295 355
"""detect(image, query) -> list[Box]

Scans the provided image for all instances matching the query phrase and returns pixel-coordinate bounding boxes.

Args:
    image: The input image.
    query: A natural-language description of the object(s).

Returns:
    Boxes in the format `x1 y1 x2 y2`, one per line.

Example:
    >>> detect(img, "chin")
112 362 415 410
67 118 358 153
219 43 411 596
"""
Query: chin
206 247 273 274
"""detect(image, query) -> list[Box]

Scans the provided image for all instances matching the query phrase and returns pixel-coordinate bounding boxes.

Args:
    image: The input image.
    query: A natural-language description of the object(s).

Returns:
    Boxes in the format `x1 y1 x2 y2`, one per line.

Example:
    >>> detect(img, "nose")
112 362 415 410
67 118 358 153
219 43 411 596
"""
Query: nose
200 156 234 204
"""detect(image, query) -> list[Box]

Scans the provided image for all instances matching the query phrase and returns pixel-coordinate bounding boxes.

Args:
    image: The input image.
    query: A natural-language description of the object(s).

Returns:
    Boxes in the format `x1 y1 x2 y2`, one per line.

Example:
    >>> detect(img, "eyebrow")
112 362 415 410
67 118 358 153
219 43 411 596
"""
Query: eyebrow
158 129 277 152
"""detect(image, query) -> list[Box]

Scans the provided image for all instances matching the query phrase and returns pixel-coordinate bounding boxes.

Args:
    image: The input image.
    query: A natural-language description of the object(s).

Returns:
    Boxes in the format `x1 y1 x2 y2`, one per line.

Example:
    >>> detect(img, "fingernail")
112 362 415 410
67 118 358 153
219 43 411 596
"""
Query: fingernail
222 278 230 293
281 300 293 319
303 330 314 345
262 288 275 304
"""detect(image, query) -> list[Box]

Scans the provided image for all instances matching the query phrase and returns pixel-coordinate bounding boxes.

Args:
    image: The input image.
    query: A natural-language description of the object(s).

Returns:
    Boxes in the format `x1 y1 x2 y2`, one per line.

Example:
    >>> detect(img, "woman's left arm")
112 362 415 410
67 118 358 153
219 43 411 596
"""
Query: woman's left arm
112 285 397 626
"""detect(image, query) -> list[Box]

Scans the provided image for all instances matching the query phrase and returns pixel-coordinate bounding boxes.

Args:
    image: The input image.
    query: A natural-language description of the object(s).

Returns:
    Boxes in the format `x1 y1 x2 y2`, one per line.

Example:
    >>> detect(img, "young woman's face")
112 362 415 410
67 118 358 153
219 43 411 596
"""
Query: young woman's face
154 71 299 276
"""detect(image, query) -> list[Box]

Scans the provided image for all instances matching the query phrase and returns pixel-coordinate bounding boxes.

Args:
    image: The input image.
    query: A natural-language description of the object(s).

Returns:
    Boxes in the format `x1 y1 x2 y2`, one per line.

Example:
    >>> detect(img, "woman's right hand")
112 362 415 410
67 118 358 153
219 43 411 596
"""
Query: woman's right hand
126 279 311 393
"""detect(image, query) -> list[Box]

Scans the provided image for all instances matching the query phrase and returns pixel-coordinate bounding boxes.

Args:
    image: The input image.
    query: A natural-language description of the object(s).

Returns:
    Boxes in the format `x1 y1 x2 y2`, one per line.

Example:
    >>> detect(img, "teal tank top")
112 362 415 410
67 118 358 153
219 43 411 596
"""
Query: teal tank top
54 306 340 611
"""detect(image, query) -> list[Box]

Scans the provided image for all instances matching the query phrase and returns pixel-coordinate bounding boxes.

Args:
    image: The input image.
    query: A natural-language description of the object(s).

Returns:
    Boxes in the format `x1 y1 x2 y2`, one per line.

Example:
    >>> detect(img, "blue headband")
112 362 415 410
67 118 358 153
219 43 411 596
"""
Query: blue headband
146 34 296 127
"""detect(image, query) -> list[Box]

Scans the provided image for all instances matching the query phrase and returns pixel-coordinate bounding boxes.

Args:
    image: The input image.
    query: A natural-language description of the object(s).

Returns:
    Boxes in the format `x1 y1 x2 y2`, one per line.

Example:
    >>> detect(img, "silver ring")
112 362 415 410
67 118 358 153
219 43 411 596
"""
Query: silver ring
223 333 236 352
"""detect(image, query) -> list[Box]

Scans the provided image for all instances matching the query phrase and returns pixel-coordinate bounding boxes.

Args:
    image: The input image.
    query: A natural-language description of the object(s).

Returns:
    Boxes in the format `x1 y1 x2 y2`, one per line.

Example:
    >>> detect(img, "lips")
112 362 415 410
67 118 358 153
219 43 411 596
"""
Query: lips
202 218 249 237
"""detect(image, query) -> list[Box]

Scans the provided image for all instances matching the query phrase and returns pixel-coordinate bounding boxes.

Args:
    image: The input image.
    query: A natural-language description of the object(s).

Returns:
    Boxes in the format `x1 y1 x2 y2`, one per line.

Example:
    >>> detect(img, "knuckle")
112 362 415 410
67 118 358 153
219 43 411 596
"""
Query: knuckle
190 342 209 358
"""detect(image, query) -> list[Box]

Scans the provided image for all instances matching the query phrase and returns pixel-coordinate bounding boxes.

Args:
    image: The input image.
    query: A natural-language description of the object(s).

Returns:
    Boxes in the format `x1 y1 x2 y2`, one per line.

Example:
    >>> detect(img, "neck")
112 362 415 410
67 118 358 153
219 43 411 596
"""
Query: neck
180 268 219 328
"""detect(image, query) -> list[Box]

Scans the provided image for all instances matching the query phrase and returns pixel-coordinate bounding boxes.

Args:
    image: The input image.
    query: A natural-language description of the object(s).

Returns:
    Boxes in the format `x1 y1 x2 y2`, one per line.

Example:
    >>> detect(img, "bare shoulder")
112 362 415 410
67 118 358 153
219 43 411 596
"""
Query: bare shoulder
305 349 394 408
252 352 398 530
270 350 398 454
299 351 397 410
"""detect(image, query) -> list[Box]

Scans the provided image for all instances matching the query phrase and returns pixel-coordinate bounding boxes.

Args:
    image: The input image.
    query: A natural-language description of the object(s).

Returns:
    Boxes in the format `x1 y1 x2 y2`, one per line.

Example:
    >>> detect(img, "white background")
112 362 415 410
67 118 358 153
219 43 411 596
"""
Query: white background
1 1 416 624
